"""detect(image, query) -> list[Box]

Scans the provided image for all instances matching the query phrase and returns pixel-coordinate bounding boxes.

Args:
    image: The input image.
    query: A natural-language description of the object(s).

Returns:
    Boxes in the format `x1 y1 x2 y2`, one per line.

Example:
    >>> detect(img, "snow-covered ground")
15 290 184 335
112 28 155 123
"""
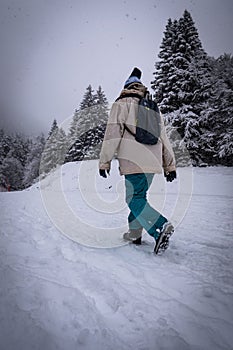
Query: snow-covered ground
0 161 233 350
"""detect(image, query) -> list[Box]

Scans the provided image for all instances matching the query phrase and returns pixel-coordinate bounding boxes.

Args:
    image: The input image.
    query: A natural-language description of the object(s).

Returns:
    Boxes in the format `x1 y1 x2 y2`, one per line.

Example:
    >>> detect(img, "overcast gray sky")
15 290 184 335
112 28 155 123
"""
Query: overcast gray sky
1 0 233 135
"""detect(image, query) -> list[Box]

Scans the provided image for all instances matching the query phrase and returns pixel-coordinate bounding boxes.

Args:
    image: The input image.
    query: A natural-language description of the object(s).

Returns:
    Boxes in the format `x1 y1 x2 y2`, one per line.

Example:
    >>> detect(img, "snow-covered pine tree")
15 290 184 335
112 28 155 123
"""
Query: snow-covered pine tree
216 54 233 90
0 131 30 189
66 85 109 162
151 18 178 112
11 133 30 167
57 128 68 163
66 85 96 162
68 109 79 145
0 131 30 168
65 137 85 162
214 54 233 165
23 134 45 187
0 150 24 190
77 84 97 135
199 55 233 165
216 54 233 165
152 10 212 165
95 86 109 121
40 119 67 174
40 119 61 173
48 119 59 138
0 129 12 166
84 86 109 160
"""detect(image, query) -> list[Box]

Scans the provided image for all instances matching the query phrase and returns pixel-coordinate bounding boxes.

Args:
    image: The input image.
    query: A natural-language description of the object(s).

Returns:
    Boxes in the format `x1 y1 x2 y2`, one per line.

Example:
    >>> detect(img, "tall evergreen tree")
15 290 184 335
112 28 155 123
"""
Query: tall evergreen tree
151 10 213 165
215 54 233 164
84 86 109 160
215 54 233 90
68 109 79 145
199 55 233 165
0 131 30 189
79 84 96 110
66 85 109 162
40 120 67 174
0 150 24 190
67 85 97 149
48 119 59 138
11 133 30 167
0 129 12 165
151 18 178 112
23 134 45 187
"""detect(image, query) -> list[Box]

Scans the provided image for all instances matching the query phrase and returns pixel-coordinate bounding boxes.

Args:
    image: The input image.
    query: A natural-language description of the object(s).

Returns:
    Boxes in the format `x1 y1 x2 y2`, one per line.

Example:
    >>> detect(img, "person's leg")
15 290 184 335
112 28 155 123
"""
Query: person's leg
128 211 142 230
125 173 167 239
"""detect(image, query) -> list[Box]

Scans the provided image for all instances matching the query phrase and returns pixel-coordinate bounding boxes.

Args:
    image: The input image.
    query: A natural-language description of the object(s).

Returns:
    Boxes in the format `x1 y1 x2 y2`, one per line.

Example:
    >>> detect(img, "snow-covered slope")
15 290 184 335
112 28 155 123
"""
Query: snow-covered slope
0 161 233 350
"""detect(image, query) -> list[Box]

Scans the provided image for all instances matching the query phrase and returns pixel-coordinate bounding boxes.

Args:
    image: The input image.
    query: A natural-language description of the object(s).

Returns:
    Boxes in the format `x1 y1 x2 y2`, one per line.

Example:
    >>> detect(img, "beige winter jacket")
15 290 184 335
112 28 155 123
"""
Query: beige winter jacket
99 85 176 175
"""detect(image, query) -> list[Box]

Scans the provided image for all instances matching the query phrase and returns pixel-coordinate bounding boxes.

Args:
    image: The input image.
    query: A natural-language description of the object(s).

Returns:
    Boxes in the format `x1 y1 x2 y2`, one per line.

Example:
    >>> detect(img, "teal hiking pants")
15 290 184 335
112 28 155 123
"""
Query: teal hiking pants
125 173 167 239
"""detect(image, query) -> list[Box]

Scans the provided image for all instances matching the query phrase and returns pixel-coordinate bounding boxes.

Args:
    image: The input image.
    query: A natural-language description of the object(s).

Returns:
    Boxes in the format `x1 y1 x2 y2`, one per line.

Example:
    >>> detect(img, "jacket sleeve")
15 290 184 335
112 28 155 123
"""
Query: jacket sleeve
99 102 125 170
160 114 176 173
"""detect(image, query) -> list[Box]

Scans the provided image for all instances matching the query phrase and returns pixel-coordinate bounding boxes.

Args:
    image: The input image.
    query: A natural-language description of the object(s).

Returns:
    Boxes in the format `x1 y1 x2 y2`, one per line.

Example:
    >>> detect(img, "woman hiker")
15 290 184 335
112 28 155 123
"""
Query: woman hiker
99 67 176 253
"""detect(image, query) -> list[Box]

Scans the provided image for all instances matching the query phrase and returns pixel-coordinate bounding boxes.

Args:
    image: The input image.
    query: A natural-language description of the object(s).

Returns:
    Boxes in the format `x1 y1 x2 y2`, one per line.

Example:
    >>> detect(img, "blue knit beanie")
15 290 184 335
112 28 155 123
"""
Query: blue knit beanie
124 67 142 88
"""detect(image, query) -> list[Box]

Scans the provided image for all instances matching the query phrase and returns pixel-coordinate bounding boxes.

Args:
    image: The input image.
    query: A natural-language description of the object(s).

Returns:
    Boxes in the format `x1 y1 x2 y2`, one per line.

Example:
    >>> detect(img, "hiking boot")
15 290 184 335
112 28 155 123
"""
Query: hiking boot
154 222 174 254
123 228 143 244
132 237 142 245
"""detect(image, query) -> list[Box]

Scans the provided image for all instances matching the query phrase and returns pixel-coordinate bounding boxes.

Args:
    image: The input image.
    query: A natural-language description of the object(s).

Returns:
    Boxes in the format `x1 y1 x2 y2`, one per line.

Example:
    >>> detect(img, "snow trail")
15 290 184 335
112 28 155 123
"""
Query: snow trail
0 162 233 350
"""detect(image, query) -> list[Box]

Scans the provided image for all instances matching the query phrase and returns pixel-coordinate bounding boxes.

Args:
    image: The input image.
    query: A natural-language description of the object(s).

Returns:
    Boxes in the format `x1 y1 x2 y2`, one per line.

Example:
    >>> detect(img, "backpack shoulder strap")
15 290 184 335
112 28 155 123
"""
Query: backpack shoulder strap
124 124 136 137
115 94 140 137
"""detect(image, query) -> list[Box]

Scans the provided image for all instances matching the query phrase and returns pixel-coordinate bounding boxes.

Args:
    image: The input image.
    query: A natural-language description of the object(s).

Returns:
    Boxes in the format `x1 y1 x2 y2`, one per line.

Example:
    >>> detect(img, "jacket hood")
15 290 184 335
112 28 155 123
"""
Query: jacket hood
119 83 148 99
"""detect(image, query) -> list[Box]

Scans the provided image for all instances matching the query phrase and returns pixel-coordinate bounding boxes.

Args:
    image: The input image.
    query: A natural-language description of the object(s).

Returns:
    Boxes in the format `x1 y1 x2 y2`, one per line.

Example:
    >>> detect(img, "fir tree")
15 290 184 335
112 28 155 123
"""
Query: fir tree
48 119 59 138
151 10 213 165
84 86 108 160
151 18 178 111
215 54 233 165
0 150 24 190
80 84 96 110
69 84 97 146
199 55 233 165
95 85 109 130
0 129 12 165
11 133 30 167
23 134 45 187
0 131 30 189
215 54 233 90
41 120 67 174
68 109 79 145
66 85 109 162
65 138 85 162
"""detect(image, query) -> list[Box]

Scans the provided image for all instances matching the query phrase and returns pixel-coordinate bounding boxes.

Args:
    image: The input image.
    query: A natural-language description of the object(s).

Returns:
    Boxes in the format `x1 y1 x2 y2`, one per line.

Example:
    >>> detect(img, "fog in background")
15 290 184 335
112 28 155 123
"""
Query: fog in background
1 0 233 134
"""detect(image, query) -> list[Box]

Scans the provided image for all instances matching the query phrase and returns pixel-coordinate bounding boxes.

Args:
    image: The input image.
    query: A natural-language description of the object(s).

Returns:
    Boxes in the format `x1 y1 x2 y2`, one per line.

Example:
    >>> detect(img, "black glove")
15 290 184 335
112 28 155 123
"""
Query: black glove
99 169 110 178
164 170 177 182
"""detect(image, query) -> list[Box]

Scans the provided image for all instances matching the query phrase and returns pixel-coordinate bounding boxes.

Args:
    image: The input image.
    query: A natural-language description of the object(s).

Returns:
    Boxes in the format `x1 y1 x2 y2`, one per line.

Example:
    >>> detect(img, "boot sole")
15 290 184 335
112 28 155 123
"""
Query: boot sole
154 223 174 254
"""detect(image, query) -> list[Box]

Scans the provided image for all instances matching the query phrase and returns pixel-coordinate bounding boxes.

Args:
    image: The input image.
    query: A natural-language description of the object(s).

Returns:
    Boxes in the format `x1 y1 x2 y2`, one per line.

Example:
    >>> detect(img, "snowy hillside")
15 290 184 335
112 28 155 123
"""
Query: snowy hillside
0 161 233 350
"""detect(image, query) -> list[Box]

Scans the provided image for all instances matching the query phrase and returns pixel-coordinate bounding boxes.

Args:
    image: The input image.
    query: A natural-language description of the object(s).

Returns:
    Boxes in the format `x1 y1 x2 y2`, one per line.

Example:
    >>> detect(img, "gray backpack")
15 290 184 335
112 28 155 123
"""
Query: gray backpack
124 95 161 145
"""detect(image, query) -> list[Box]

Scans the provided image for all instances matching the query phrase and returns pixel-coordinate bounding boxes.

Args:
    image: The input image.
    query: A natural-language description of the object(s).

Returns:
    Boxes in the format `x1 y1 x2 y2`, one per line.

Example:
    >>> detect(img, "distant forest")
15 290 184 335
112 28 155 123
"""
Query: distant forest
0 10 232 190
